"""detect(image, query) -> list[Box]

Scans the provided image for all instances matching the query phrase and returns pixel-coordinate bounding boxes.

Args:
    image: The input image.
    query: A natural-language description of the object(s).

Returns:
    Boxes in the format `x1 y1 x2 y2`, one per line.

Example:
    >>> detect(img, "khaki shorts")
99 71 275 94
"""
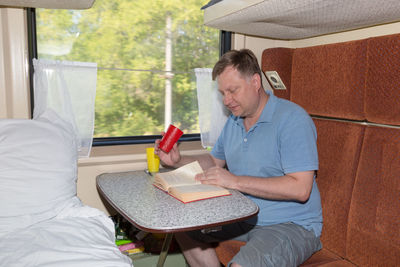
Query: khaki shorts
187 222 322 267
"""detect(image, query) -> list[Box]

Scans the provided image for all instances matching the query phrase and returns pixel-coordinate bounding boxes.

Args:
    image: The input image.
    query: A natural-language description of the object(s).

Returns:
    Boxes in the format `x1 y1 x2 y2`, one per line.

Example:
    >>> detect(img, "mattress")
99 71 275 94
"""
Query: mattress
0 200 132 267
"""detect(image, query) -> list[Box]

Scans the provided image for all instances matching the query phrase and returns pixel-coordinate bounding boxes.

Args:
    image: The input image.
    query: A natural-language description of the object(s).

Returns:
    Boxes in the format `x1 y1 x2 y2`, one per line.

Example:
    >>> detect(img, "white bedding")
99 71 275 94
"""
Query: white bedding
0 199 132 267
0 111 133 266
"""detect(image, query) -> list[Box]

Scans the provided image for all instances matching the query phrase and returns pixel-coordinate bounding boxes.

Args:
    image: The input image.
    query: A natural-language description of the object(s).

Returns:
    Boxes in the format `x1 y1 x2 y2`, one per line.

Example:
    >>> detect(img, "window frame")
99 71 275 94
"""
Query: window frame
27 8 231 146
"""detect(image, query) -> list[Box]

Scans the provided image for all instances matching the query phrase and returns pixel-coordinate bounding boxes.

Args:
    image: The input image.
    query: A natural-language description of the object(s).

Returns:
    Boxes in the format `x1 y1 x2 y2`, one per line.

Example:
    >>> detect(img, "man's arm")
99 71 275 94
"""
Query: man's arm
196 167 315 203
174 153 224 170
155 140 225 170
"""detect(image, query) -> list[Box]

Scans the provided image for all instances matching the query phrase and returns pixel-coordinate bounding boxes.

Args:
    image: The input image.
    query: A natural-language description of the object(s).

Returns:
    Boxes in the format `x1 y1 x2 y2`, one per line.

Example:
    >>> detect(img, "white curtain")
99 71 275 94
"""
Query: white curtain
195 68 229 148
33 59 97 158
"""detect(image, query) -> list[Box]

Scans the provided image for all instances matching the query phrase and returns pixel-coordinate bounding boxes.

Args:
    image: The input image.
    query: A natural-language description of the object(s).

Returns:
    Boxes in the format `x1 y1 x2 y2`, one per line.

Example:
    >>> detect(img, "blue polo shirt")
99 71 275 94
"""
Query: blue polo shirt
211 91 323 236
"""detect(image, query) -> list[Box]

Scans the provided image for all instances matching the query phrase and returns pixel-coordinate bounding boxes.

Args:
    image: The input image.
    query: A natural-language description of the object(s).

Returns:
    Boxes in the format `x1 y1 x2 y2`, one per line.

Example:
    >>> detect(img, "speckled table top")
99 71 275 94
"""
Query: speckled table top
96 170 259 233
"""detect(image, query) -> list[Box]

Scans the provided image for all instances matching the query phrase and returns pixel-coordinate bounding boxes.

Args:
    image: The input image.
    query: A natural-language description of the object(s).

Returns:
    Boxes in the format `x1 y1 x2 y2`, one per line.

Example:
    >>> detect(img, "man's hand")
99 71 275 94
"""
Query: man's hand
195 166 238 189
154 134 181 167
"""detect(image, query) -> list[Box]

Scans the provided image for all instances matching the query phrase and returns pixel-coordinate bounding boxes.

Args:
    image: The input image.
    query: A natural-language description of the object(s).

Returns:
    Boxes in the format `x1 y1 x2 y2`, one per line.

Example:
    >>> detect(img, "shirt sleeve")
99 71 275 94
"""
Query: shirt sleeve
210 119 229 161
279 107 319 174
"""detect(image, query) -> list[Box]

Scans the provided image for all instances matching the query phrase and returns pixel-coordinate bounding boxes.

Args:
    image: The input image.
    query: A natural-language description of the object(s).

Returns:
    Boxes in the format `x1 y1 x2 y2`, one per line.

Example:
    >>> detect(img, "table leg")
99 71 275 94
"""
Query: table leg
156 233 174 267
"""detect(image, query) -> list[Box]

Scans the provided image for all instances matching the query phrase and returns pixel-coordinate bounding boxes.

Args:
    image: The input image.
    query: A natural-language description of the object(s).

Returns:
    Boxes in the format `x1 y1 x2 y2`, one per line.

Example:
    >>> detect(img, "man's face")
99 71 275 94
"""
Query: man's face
217 66 259 117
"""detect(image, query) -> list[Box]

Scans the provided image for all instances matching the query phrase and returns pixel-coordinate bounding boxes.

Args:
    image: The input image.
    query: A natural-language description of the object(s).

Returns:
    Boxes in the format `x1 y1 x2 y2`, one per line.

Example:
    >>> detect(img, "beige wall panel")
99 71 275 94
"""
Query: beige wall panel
77 162 146 216
294 21 400 48
0 12 6 116
0 7 30 119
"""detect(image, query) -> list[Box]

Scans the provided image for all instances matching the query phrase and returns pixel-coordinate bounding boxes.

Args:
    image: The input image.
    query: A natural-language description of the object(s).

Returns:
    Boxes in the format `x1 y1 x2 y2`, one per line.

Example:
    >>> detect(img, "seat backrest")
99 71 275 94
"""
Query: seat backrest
291 39 367 120
365 34 400 126
262 47 294 100
346 126 400 266
313 118 365 257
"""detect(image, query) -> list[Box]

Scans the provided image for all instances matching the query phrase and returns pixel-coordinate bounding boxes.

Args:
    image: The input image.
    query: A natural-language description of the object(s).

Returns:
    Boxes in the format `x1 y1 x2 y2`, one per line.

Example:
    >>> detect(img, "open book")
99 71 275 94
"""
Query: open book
153 161 231 203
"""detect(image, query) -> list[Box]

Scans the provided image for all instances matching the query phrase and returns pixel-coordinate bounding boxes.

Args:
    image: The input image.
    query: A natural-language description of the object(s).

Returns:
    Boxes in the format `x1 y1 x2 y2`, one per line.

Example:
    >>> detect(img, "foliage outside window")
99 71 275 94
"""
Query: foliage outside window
35 0 220 138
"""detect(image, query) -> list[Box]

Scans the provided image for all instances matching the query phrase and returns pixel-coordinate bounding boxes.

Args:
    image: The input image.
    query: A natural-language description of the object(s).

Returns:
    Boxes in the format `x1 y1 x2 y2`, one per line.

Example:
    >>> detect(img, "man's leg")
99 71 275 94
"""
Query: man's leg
229 223 322 267
174 232 221 267
175 222 255 267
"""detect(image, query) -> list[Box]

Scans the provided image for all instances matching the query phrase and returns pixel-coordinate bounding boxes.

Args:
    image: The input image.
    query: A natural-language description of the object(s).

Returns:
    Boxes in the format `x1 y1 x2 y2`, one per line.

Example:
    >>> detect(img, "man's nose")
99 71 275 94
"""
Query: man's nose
223 93 231 106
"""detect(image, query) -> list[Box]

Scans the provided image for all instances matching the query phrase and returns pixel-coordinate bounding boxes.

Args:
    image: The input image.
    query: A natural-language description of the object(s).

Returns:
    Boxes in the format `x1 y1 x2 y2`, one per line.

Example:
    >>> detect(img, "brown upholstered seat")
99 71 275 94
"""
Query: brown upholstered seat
215 119 365 266
345 126 400 266
216 33 400 266
365 34 400 126
262 47 294 100
299 249 355 267
290 39 367 120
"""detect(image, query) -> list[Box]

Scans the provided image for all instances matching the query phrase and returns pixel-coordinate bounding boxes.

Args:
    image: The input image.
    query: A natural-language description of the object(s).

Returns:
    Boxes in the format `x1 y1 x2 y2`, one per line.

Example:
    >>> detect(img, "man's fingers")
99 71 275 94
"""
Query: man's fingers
195 172 206 181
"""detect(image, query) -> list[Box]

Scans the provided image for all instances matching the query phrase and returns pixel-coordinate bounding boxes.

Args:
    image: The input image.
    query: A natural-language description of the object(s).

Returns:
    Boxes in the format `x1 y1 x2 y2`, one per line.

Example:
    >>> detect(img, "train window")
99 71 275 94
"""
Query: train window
28 0 230 145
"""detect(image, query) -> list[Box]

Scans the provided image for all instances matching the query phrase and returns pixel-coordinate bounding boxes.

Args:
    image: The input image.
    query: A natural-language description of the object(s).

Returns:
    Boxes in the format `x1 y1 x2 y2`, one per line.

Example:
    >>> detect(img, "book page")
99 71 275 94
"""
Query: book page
172 184 229 193
169 184 231 203
154 161 203 189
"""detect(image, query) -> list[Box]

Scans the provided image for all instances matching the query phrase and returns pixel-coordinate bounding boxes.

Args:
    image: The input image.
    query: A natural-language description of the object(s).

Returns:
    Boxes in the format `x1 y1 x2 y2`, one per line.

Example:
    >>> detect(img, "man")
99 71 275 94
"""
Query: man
155 49 322 267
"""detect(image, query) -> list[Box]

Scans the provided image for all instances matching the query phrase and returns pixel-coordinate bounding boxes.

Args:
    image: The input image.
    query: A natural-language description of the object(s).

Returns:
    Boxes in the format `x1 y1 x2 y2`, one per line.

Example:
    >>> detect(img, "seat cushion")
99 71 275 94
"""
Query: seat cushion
300 248 356 266
215 240 246 266
215 242 358 267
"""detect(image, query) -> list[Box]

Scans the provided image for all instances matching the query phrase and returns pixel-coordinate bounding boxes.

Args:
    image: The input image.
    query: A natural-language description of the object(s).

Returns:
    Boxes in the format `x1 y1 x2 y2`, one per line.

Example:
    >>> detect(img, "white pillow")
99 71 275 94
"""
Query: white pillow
0 117 78 231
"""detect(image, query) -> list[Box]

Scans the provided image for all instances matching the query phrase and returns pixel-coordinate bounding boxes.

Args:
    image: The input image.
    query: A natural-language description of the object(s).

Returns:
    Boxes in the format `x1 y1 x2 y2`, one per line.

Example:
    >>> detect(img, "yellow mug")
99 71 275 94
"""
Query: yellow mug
146 147 160 173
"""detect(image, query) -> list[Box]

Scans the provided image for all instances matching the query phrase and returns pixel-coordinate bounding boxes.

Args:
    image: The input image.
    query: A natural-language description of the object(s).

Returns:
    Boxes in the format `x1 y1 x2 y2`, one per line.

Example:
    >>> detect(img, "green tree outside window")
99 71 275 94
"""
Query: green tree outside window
36 0 219 137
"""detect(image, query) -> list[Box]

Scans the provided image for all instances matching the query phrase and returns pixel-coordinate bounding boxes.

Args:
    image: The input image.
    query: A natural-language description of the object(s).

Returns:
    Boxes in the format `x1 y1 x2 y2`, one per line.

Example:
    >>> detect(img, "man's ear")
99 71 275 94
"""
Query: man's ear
251 73 262 91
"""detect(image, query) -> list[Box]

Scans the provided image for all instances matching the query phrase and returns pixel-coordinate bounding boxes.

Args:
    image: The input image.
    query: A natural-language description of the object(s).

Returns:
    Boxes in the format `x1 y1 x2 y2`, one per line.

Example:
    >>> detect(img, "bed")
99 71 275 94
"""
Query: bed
0 112 132 267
